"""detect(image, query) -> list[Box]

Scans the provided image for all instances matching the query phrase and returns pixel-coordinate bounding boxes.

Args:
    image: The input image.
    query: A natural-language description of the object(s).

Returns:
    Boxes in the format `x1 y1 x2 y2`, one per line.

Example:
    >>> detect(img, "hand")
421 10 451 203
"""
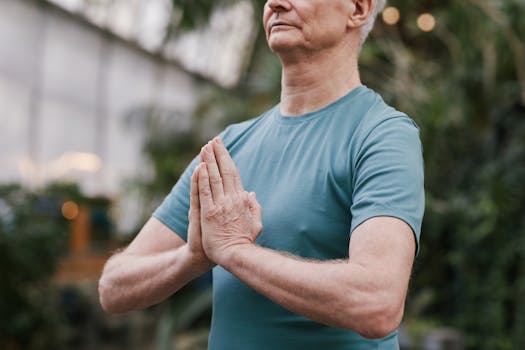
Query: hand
186 163 215 270
197 138 263 265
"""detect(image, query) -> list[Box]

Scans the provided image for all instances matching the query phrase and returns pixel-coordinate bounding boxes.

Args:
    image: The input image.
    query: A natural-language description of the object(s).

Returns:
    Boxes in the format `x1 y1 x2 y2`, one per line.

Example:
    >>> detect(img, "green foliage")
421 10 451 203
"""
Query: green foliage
0 182 117 349
360 1 525 349
0 184 71 349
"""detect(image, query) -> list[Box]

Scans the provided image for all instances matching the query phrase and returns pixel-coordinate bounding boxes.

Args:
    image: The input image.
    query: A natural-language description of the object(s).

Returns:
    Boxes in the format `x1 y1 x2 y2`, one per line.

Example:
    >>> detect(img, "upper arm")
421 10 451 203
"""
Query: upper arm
125 217 186 256
349 216 415 307
340 216 415 337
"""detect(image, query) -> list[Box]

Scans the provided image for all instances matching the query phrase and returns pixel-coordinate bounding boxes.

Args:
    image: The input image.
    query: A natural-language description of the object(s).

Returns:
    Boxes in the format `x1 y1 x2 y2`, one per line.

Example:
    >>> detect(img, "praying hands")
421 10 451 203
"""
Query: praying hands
188 138 263 266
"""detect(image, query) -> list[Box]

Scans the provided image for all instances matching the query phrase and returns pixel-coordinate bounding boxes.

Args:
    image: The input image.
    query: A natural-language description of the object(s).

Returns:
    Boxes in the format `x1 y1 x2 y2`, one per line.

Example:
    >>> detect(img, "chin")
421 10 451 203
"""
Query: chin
268 39 300 54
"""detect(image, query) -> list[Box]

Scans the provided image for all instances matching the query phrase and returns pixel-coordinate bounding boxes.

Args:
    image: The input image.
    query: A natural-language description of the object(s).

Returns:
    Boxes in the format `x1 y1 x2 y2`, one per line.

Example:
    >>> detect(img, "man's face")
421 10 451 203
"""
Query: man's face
263 0 353 55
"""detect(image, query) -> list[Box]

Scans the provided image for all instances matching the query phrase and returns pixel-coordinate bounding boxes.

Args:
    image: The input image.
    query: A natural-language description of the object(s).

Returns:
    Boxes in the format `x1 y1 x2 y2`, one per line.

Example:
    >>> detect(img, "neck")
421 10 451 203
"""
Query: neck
279 44 361 116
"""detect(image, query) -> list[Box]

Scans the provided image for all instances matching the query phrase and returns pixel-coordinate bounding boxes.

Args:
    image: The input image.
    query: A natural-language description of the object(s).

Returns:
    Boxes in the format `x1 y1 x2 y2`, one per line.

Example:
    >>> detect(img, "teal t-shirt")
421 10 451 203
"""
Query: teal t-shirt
153 86 425 349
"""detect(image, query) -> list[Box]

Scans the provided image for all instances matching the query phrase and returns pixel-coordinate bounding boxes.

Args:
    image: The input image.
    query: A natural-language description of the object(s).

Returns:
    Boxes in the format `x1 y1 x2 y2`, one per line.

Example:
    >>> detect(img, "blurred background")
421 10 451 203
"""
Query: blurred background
0 0 523 349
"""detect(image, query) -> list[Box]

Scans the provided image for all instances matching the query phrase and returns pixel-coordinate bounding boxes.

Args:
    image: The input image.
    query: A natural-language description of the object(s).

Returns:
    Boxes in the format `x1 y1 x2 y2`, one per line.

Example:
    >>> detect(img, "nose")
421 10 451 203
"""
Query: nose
266 0 292 13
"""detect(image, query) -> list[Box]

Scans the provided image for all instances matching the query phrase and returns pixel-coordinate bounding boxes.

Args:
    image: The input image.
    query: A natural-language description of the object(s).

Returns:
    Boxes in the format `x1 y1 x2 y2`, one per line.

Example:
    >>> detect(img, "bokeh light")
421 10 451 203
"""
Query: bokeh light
382 6 401 26
417 13 436 32
62 201 79 220
50 152 102 178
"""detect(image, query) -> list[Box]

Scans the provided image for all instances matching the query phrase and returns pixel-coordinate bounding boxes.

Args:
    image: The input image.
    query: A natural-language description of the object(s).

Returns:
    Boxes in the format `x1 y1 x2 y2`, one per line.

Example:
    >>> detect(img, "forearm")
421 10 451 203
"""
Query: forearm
220 244 404 338
99 244 211 314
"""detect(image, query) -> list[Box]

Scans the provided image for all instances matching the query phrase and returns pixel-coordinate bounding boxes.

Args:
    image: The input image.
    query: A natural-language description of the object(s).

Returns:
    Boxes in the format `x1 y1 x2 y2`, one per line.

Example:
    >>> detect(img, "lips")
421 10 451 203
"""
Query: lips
268 20 296 32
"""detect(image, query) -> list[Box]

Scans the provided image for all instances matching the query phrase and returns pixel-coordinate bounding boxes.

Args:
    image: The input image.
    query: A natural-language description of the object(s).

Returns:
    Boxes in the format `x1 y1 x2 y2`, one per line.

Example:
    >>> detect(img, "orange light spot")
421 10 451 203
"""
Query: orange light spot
382 7 401 26
62 201 79 220
417 13 436 32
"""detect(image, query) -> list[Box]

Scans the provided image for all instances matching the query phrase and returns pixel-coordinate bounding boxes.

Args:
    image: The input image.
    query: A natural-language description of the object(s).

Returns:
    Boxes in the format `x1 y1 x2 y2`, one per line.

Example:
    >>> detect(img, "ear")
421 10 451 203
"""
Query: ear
347 0 373 29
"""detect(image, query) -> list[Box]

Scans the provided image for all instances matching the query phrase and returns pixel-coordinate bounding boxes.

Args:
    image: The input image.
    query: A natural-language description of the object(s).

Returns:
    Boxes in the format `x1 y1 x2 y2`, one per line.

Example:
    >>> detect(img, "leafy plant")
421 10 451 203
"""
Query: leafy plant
0 184 71 349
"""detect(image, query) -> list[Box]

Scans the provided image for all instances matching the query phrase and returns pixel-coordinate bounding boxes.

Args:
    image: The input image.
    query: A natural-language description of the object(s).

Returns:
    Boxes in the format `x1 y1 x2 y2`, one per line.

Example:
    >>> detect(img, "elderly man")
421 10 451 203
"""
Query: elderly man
99 0 424 349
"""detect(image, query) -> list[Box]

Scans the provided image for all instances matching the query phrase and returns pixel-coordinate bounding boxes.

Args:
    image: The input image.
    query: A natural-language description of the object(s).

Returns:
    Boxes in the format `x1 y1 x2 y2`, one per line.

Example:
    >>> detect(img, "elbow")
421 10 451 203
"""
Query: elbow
98 275 114 314
98 274 125 315
356 305 404 340
338 298 404 339
358 316 401 339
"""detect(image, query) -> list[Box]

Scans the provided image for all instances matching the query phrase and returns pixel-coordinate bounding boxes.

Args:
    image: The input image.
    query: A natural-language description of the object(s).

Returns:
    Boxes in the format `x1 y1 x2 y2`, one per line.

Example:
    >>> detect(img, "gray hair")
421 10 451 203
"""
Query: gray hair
359 0 387 46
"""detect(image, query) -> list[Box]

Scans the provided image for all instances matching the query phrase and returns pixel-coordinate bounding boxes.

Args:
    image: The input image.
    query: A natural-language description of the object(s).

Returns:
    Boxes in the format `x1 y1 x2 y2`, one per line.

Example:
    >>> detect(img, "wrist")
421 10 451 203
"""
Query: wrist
181 244 214 273
215 242 254 270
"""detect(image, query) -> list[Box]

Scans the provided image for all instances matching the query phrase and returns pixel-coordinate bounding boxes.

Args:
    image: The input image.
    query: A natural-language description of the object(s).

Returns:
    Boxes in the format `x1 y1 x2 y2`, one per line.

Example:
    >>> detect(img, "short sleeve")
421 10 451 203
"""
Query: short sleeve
350 116 425 253
152 156 199 241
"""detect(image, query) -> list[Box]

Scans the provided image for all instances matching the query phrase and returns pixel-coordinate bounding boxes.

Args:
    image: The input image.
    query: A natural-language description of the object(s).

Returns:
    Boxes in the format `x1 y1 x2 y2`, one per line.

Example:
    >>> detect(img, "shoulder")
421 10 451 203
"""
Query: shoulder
359 87 418 131
351 87 421 152
322 86 419 144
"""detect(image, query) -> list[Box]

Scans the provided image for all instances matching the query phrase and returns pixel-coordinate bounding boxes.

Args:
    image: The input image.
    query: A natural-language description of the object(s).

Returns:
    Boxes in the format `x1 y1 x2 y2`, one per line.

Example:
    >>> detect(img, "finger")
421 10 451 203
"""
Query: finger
201 142 224 202
201 142 224 201
198 162 215 210
190 164 200 212
212 138 243 193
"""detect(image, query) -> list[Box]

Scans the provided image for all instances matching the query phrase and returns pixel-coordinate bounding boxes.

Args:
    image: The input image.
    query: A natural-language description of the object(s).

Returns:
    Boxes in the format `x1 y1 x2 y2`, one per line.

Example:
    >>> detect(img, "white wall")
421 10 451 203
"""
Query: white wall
0 0 200 232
